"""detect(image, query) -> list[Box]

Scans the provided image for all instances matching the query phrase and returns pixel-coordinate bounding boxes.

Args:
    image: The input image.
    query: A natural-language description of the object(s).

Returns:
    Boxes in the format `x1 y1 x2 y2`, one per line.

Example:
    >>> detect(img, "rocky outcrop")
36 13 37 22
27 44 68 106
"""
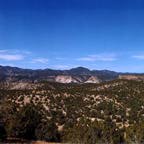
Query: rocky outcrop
55 75 78 83
119 75 144 81
55 75 101 83
85 76 101 83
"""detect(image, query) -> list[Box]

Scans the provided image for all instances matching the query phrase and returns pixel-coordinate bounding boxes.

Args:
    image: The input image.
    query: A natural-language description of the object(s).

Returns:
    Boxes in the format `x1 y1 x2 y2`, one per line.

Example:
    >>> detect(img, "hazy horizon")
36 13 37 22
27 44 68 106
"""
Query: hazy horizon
1 0 144 72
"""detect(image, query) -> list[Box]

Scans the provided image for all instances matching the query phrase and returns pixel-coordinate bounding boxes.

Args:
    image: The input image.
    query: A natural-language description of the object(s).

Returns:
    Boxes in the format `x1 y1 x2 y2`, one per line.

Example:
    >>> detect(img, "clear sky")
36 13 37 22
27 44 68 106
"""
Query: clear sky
0 0 144 72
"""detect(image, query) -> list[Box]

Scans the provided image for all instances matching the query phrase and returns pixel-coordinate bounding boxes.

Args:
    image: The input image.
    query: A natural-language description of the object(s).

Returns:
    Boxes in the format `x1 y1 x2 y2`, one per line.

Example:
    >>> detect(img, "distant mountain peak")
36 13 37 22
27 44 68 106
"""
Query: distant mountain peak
70 67 90 71
69 67 91 75
0 65 120 83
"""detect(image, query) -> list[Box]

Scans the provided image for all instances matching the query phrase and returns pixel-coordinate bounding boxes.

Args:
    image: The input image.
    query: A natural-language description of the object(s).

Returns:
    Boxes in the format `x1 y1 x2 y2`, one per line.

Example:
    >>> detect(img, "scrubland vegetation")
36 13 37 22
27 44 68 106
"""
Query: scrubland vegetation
0 80 144 143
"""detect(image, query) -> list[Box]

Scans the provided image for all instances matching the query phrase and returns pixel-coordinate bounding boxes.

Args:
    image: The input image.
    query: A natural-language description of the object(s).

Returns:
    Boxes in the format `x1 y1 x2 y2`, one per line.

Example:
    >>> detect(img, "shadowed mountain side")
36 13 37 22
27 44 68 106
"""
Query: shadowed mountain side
0 65 144 83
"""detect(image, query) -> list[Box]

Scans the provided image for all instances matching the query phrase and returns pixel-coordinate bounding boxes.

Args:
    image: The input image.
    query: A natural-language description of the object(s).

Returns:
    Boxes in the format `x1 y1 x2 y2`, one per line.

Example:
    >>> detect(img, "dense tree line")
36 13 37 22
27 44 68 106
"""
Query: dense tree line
0 102 61 142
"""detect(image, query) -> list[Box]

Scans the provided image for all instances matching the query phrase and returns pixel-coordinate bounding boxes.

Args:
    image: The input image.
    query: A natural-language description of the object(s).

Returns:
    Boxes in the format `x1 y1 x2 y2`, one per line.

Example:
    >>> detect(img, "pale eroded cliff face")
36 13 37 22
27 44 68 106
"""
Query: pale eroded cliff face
55 75 101 83
55 75 78 83
85 76 101 83
119 75 144 81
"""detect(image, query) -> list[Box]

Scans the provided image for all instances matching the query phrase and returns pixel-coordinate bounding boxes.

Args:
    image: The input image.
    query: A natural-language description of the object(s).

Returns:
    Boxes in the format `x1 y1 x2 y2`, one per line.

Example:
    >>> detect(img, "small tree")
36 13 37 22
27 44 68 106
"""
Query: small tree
35 120 60 142
6 103 42 140
16 104 42 139
0 122 7 142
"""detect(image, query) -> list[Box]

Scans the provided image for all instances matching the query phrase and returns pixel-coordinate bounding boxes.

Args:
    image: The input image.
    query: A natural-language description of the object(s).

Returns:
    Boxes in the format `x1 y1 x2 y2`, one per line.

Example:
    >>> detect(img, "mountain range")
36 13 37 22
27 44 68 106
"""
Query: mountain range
0 65 144 83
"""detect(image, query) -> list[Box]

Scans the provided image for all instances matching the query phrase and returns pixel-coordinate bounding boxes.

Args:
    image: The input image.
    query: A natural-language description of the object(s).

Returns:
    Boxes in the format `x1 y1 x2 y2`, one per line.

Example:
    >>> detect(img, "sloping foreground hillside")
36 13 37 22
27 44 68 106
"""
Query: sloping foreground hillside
0 80 144 143
32 142 60 144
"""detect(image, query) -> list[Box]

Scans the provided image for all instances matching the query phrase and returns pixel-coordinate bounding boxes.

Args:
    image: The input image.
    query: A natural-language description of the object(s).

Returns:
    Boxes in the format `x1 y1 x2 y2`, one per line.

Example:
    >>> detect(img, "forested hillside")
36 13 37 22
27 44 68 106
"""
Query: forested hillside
0 80 144 143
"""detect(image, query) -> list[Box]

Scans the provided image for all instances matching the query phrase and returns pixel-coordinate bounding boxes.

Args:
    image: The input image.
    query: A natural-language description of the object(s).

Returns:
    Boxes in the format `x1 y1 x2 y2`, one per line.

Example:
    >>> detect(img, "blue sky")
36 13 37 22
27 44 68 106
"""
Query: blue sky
1 0 144 72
